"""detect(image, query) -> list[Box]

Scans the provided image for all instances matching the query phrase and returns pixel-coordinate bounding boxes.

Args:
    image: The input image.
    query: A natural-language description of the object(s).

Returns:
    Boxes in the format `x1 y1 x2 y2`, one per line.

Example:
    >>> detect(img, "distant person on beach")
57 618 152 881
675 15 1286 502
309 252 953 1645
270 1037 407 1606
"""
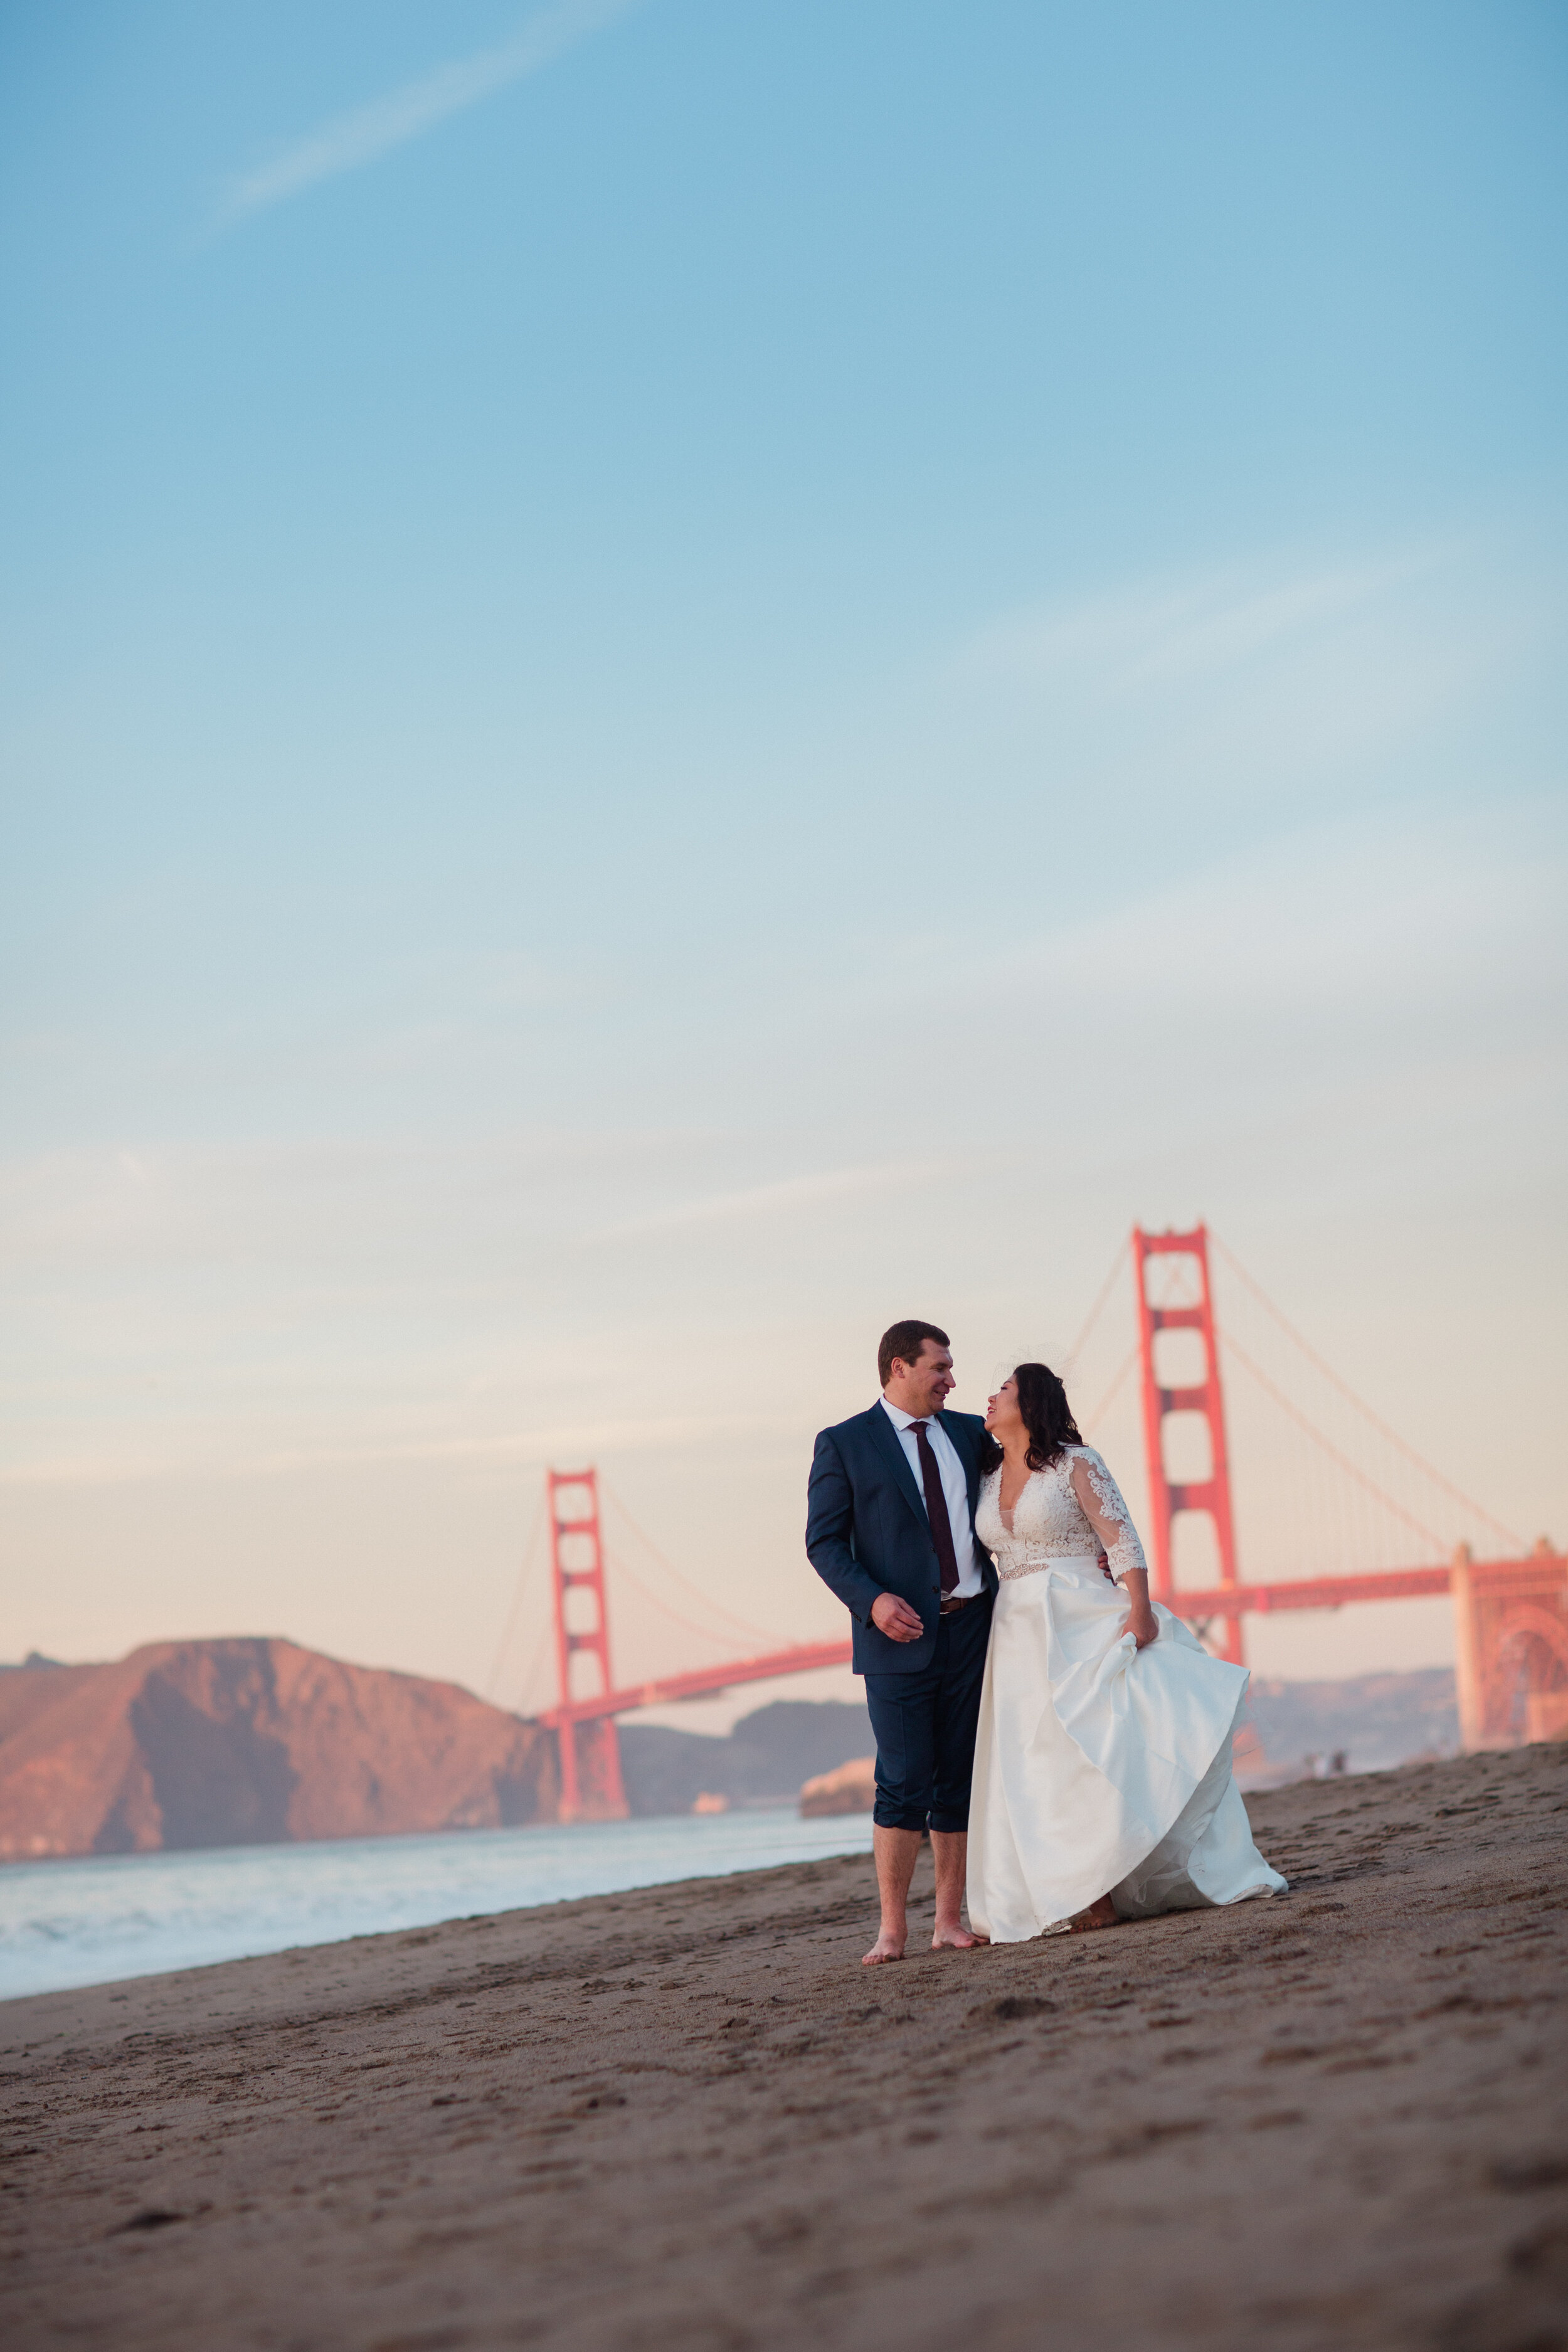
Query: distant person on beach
964 1363 1286 1937
806 1322 997 1965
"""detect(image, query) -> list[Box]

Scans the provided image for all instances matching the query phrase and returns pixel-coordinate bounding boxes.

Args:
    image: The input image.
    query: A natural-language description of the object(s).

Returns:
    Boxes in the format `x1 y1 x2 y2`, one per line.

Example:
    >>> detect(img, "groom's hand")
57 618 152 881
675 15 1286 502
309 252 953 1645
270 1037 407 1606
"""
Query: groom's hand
871 1592 926 1643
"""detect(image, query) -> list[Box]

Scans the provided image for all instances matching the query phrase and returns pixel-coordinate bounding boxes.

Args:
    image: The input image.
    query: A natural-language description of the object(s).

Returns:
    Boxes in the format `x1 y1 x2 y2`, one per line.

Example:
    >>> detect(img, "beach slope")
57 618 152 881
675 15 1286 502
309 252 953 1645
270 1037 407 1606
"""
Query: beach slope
2 1744 1564 2351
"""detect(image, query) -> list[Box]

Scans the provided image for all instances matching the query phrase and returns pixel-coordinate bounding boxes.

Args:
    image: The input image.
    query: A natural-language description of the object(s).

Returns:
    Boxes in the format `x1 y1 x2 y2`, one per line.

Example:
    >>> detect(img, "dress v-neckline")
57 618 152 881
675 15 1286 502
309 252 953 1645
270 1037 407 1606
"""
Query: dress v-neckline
997 1465 1037 1530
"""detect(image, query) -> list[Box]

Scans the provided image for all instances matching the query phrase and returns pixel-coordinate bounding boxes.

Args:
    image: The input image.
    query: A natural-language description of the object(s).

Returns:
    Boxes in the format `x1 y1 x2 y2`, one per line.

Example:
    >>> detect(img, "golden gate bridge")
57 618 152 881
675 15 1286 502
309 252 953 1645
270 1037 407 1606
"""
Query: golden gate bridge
492 1225 1568 1820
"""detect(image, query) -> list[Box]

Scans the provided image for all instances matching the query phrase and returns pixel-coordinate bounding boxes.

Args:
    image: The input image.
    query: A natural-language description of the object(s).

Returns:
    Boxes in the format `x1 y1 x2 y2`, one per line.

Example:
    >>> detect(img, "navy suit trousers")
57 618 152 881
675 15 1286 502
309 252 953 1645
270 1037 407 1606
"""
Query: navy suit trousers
862 1592 992 1833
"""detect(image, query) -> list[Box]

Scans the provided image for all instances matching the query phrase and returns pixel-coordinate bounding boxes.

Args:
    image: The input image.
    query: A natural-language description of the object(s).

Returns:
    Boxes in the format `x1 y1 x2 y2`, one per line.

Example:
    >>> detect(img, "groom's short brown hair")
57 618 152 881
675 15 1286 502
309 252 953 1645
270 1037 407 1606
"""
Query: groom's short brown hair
878 1320 950 1387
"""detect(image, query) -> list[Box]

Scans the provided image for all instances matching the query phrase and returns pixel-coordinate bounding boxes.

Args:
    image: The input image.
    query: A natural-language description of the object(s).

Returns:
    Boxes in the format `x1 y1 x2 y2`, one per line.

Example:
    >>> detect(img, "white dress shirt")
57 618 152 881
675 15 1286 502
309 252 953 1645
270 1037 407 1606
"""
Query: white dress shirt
879 1397 985 1600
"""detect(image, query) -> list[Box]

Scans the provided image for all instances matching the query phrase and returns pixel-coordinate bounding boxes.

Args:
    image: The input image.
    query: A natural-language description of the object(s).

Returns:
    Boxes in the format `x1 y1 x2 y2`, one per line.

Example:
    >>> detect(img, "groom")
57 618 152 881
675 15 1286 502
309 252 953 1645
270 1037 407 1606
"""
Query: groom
806 1321 997 1964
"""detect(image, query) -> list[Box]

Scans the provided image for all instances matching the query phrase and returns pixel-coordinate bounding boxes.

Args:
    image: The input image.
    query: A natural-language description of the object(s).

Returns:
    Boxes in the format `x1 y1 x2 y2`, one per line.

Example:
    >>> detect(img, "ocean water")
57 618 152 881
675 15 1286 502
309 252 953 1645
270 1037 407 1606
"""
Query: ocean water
0 1808 876 2003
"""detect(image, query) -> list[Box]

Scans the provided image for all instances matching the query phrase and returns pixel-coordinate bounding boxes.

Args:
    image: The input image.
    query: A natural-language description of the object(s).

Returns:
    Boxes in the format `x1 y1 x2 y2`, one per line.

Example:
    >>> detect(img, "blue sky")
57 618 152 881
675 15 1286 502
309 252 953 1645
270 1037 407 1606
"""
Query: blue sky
2 1 1565 1711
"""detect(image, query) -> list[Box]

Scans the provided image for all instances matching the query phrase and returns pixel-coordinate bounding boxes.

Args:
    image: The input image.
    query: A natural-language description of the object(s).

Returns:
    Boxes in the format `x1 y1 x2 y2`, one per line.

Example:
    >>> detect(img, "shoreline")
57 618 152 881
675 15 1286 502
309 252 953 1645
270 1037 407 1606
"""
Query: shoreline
0 1806 876 2004
3 1743 1564 2350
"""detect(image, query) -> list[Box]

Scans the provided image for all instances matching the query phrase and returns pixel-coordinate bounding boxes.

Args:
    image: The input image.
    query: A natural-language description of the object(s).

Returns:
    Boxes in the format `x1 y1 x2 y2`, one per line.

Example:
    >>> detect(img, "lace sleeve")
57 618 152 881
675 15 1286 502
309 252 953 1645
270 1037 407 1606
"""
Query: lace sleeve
1069 1450 1148 1585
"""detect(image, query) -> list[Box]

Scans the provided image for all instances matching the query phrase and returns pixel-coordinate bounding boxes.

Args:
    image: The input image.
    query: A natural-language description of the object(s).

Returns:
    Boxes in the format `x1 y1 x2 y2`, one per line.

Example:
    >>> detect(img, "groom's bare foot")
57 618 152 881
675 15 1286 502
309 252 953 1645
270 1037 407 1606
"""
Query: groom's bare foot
862 1930 906 1966
931 1924 988 1951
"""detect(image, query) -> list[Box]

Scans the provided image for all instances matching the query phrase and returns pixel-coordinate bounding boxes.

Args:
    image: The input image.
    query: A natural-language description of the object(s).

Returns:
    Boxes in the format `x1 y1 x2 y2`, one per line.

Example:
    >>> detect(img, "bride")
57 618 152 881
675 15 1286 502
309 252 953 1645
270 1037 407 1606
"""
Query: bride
967 1362 1285 1939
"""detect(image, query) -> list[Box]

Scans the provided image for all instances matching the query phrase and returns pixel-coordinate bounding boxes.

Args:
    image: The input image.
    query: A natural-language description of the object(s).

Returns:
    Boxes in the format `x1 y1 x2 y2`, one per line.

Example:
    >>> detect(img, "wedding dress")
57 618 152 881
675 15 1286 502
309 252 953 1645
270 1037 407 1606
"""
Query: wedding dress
967 1446 1285 1941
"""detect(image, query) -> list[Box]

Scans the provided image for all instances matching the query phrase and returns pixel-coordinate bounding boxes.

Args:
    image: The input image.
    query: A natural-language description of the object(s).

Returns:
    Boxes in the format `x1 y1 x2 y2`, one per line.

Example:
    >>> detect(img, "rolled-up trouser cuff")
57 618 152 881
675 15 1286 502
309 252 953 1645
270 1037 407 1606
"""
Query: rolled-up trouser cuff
872 1798 931 1831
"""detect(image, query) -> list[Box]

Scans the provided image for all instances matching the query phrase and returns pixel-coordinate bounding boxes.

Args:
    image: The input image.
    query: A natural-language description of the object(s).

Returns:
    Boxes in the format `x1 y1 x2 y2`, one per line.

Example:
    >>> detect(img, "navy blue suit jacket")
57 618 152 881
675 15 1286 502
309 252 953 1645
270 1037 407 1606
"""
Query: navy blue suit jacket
806 1402 997 1675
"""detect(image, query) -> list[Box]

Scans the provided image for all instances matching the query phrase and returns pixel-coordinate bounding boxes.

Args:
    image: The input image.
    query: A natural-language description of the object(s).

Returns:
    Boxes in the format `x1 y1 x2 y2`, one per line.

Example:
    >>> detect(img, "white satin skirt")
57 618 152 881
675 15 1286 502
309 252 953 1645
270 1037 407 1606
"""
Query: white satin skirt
966 1555 1286 1942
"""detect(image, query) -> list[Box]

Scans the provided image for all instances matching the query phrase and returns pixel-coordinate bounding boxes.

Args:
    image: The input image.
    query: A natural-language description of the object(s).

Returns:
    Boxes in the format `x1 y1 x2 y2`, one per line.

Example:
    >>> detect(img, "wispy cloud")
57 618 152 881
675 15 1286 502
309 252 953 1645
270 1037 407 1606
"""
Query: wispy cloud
221 0 639 223
958 549 1437 691
584 1163 910 1244
0 1414 788 1490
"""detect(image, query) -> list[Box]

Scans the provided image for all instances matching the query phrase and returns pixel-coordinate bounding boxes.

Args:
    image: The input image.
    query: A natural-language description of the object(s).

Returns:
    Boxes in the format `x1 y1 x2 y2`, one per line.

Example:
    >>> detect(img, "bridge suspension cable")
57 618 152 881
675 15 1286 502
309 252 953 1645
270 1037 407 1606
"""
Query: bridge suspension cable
484 1486 549 1704
1079 1343 1138 1436
1218 1327 1451 1556
598 1477 787 1653
1064 1236 1131 1371
1209 1234 1524 1551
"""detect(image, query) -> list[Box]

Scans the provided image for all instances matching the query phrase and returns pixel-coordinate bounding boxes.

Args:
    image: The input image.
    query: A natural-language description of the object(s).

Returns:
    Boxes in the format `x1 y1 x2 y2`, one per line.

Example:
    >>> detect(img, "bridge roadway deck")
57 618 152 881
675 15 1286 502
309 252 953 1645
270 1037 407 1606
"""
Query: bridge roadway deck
535 1554 1560 1727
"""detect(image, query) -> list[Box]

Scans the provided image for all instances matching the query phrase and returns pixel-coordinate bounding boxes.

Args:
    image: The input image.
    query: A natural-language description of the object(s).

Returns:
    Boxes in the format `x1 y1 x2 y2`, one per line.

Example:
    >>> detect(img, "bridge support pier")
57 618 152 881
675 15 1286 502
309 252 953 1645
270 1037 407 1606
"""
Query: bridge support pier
555 1717 629 1825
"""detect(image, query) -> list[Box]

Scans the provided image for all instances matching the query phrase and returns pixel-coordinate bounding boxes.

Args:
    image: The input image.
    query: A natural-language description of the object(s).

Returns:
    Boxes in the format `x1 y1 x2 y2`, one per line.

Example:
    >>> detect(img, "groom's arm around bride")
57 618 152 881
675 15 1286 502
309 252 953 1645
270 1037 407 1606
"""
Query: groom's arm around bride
805 1320 997 1965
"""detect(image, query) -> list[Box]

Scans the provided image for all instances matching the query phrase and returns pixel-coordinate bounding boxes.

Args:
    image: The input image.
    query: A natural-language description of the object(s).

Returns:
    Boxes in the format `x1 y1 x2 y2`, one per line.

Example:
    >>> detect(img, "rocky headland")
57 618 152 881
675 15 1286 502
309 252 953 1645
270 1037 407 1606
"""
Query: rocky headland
0 1641 557 1861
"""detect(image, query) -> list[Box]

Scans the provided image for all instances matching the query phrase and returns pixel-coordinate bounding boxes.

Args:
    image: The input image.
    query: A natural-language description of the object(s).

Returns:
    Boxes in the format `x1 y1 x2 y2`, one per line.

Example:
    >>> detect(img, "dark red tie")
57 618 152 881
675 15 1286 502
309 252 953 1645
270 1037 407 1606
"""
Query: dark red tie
911 1421 960 1596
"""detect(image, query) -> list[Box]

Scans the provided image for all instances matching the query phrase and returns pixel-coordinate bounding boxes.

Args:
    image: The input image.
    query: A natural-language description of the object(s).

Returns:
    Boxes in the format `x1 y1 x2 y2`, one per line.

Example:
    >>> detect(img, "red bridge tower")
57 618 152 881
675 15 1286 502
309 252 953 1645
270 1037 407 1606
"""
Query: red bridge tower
1133 1223 1244 1663
547 1468 630 1822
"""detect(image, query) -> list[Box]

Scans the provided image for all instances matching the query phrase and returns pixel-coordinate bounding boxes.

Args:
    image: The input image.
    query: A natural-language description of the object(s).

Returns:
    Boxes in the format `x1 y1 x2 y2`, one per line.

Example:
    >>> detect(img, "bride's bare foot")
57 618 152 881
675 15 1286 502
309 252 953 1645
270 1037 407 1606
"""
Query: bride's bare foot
931 1924 988 1951
1067 1895 1119 1932
862 1931 906 1965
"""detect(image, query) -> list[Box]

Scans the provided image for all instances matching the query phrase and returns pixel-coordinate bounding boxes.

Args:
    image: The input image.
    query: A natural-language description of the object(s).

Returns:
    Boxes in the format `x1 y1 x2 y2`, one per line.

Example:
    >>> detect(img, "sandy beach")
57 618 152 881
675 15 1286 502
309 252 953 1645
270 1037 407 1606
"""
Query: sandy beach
2 1742 1564 2352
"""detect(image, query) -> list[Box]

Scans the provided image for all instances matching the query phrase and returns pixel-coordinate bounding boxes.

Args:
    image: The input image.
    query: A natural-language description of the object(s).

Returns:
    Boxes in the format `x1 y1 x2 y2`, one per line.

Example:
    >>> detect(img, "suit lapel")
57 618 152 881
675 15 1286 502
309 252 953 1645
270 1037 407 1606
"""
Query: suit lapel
863 1402 929 1527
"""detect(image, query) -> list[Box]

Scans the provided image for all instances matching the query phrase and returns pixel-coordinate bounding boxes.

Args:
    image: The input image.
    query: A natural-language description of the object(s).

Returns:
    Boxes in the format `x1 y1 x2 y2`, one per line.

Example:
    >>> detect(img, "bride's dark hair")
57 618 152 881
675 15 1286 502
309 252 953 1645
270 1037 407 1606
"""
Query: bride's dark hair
979 1362 1083 1475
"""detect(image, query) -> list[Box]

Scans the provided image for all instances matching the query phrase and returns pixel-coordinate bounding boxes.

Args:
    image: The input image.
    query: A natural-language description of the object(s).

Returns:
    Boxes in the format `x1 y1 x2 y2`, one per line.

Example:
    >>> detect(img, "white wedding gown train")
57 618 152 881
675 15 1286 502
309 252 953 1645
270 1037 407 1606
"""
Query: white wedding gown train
966 1448 1285 1942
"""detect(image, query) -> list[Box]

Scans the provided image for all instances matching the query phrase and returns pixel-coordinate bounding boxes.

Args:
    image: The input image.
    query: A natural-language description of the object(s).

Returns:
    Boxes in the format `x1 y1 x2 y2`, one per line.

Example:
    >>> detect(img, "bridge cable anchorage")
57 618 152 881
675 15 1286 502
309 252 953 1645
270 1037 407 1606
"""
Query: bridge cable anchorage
1210 1232 1524 1550
484 1486 549 1706
598 1475 785 1652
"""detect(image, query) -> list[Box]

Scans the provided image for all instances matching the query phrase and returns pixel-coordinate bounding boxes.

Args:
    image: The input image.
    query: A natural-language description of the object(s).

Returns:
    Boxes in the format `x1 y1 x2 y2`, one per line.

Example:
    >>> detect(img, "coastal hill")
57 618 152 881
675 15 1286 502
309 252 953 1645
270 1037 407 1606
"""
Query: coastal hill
1244 1665 1456 1771
620 1671 1460 1808
619 1701 874 1814
0 1640 556 1862
0 1641 876 1862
